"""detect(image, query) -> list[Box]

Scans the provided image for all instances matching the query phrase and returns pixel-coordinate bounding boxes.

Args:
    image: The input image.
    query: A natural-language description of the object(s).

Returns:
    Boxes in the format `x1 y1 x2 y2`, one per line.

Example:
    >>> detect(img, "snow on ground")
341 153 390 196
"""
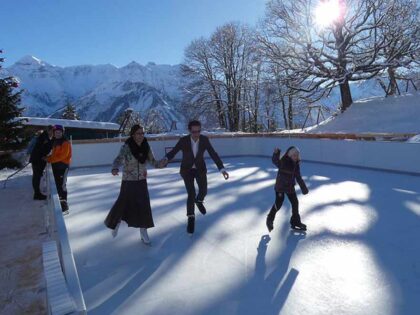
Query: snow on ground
65 157 420 315
0 167 47 315
304 93 420 134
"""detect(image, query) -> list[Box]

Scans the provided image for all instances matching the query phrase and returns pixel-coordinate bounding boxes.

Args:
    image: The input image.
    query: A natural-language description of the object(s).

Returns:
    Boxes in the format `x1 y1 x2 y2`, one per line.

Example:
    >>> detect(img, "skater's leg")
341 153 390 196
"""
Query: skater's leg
195 172 208 215
195 171 207 201
269 192 285 218
52 164 69 212
287 193 304 229
266 192 285 232
32 161 46 198
181 170 196 216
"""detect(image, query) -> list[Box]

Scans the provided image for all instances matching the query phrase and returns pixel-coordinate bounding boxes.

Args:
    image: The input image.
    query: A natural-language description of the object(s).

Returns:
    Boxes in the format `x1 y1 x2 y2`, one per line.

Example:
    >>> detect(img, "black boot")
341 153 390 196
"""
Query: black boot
34 192 47 200
266 217 274 232
266 207 277 232
187 216 195 234
195 200 206 215
60 199 69 214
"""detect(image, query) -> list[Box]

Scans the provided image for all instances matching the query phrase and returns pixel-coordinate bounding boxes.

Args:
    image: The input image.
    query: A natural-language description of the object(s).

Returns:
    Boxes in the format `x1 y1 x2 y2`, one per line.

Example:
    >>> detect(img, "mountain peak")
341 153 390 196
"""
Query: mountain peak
16 55 45 66
126 61 142 68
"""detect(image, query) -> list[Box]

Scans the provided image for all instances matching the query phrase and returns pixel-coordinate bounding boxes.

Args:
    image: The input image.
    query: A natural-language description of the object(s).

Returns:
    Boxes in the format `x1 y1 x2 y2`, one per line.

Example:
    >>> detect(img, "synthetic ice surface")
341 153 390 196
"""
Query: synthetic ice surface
66 157 420 315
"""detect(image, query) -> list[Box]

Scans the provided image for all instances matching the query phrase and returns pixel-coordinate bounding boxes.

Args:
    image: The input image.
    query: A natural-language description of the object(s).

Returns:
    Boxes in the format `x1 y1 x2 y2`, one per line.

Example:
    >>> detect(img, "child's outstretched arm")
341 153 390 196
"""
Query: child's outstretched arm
272 148 281 168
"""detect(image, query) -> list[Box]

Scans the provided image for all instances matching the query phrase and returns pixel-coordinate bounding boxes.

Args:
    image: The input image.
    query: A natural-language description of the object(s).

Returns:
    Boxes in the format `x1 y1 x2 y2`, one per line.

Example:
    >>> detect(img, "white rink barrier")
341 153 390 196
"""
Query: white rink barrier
71 136 420 175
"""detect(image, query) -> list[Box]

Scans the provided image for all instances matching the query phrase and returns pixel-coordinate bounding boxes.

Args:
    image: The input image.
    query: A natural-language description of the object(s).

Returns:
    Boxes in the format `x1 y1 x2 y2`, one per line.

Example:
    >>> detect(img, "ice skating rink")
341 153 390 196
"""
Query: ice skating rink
66 157 420 315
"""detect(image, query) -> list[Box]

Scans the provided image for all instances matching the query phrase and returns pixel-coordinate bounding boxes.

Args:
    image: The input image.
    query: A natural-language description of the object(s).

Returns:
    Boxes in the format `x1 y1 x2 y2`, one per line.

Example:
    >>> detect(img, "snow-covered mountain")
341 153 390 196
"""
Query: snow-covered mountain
5 56 185 128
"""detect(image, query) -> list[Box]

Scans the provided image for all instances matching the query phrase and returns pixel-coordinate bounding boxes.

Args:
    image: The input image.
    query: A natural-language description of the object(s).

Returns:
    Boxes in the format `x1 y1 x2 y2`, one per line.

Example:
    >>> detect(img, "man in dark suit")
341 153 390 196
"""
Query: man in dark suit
161 120 229 234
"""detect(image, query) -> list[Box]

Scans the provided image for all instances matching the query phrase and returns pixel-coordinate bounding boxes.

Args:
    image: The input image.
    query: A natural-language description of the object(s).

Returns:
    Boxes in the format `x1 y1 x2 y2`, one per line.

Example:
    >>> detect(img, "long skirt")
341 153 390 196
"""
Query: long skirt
104 179 154 229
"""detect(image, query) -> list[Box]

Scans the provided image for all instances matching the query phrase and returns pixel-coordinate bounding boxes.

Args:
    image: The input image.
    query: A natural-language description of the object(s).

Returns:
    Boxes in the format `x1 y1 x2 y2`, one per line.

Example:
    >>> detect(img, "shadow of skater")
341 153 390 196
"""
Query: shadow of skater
237 231 306 315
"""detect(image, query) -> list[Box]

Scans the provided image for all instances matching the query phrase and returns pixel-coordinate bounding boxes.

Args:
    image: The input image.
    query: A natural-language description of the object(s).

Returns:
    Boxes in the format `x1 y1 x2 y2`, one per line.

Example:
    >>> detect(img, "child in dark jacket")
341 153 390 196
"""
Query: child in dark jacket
266 146 309 232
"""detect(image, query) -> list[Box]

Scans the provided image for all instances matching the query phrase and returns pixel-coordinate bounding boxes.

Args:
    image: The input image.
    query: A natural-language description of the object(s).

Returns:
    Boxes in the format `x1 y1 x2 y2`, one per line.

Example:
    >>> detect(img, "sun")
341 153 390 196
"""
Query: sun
315 0 343 28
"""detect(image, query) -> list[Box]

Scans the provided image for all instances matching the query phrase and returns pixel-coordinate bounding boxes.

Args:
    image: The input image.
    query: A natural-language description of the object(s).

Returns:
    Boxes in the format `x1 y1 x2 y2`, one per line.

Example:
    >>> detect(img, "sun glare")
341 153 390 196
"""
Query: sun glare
315 0 343 28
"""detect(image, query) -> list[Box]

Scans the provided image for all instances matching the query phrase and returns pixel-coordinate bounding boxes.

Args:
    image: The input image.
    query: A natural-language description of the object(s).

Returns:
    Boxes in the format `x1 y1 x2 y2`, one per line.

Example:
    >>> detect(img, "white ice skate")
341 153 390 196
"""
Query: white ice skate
112 222 120 238
140 228 151 245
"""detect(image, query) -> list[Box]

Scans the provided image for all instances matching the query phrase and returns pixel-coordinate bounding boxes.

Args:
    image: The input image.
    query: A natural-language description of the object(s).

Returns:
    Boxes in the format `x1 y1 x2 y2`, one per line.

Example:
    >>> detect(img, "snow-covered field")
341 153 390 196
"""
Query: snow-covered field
65 157 420 315
305 93 420 134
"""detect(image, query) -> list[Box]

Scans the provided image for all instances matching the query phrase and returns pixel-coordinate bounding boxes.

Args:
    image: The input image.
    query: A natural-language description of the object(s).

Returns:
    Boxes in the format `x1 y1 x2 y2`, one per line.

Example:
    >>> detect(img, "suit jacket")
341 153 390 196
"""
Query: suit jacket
166 135 224 174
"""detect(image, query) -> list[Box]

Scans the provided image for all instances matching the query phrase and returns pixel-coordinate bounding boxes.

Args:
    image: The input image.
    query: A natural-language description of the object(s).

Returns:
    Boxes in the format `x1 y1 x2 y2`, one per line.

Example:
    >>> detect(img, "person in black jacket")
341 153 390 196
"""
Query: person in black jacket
160 120 229 234
29 125 53 200
266 146 309 232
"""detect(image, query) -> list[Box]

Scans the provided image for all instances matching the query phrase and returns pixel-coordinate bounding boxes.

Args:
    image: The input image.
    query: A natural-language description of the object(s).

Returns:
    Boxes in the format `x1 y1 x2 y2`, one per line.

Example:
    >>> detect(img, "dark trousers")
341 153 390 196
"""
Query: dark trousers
268 191 302 224
31 161 46 194
181 169 207 216
52 163 69 201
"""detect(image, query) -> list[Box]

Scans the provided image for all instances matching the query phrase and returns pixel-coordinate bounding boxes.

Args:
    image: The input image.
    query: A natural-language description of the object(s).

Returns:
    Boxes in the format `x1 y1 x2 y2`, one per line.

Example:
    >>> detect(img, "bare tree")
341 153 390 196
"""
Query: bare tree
377 0 419 95
259 0 402 112
209 23 256 131
182 38 227 128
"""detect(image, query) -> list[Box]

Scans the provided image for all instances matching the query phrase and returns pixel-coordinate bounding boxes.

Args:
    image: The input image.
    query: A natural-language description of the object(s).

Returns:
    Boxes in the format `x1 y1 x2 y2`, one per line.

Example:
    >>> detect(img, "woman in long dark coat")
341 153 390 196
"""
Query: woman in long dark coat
266 146 309 232
104 125 160 245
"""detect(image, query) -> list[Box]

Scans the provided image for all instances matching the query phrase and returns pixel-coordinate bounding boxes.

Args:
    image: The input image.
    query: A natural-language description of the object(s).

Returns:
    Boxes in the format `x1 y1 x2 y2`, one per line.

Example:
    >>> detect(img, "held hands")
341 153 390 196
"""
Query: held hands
158 158 168 168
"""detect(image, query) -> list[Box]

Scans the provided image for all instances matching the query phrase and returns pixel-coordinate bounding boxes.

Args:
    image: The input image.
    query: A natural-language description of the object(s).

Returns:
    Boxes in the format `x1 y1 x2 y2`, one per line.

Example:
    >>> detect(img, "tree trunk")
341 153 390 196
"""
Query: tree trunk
387 67 398 96
339 80 353 112
287 95 293 129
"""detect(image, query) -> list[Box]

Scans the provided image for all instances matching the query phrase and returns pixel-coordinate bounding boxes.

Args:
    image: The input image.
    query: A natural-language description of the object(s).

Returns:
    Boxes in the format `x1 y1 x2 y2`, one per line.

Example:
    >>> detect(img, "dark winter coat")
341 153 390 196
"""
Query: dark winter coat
165 135 224 174
29 131 52 163
272 147 308 194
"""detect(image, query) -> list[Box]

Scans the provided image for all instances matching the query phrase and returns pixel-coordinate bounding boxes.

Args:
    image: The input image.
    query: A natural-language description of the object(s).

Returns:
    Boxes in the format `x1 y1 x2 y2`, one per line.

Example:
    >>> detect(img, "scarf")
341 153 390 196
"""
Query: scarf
52 137 67 148
126 136 150 164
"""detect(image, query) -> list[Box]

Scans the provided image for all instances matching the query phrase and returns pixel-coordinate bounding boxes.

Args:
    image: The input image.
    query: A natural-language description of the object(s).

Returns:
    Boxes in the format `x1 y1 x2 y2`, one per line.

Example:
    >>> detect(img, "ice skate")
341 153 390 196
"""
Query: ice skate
266 215 274 232
140 228 151 245
195 200 206 215
112 222 120 238
187 215 195 234
291 222 307 231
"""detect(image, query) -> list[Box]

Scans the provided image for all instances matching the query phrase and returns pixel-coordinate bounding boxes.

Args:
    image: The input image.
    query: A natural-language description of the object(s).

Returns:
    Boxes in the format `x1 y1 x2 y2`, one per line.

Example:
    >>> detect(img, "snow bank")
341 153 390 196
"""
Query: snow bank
307 93 420 134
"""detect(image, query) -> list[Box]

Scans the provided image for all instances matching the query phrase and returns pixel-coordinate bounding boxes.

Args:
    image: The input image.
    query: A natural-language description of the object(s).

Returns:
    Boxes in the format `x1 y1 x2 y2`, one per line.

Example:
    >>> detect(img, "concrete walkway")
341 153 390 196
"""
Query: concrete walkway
0 168 47 315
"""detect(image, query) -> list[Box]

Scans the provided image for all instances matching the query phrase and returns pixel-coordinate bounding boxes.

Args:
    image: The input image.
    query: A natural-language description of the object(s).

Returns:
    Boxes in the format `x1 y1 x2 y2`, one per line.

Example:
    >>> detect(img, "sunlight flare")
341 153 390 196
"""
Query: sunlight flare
315 0 343 28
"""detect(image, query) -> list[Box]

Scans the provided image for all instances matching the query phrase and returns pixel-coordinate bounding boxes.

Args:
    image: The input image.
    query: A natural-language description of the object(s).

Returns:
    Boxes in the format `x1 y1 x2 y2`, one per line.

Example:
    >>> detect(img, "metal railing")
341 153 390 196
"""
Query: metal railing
45 164 87 314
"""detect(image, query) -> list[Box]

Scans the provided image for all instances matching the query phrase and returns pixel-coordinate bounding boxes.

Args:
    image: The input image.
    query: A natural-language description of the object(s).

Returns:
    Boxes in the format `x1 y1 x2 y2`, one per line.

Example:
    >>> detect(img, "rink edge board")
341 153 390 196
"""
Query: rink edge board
68 155 420 177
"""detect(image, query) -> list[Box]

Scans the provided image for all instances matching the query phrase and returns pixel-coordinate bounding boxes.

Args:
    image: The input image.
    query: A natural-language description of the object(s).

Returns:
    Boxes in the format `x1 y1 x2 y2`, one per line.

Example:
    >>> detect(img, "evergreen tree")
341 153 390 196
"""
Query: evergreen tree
61 103 80 120
0 50 28 169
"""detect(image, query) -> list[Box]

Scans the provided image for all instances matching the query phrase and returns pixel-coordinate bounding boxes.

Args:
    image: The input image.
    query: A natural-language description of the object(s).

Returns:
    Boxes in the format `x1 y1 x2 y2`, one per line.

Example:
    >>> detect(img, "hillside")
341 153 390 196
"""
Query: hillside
305 93 420 134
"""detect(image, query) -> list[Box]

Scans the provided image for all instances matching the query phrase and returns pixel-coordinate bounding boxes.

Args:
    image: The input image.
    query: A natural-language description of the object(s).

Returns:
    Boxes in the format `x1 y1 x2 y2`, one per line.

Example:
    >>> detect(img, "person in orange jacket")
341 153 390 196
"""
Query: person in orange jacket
46 125 72 213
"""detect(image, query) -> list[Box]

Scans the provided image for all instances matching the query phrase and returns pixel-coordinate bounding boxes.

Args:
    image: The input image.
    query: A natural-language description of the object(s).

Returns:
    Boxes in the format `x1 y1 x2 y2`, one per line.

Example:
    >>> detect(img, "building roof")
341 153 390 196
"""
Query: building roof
20 117 120 131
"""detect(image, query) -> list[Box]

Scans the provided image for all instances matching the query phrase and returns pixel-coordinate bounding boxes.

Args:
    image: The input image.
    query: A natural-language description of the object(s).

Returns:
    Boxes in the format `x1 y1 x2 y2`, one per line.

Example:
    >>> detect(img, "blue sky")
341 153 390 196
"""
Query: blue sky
1 0 267 67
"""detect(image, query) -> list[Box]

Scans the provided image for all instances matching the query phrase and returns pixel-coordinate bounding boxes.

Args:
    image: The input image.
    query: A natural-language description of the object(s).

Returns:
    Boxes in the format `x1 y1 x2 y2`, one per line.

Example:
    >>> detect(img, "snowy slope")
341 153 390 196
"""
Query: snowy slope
306 93 420 134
